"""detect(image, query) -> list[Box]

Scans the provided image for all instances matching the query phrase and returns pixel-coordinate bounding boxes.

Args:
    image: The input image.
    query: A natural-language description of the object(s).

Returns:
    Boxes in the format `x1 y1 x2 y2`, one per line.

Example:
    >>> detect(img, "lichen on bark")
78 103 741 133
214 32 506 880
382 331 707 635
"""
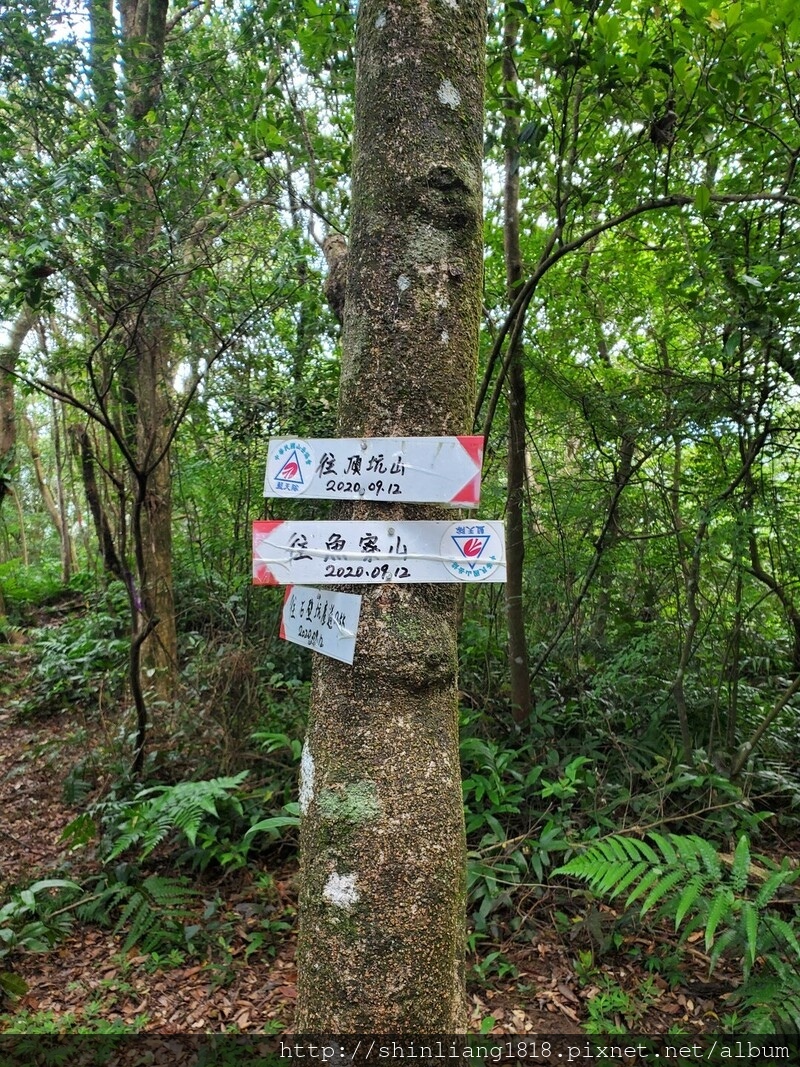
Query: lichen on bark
296 0 486 1035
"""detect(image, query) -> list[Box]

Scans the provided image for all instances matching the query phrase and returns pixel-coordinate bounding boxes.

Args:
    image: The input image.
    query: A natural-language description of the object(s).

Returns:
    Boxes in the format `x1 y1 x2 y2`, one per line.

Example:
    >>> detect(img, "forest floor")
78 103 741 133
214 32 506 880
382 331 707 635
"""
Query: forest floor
0 639 744 1039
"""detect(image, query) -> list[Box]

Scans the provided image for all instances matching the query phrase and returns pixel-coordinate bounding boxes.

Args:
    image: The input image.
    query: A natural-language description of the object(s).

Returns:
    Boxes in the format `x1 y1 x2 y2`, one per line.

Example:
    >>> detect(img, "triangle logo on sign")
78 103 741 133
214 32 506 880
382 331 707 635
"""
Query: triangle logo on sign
276 450 305 485
451 534 491 567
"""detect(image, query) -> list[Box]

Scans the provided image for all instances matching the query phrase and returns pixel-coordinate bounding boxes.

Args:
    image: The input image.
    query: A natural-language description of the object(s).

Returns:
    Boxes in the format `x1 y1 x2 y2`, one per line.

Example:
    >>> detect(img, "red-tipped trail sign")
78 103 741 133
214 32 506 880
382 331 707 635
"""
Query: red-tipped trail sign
264 436 484 507
253 520 506 586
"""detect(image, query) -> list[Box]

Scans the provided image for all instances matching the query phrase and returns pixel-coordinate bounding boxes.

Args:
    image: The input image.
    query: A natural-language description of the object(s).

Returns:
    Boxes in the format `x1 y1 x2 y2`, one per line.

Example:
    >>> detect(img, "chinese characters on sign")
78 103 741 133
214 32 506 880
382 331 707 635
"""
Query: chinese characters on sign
280 586 362 664
259 433 503 657
265 436 483 507
252 521 506 585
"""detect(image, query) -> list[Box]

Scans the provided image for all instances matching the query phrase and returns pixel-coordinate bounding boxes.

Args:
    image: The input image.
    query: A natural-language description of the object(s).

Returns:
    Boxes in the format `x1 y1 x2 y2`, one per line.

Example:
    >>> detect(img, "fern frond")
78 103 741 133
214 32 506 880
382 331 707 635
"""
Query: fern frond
689 834 722 879
741 900 759 974
731 835 751 894
625 866 663 908
648 832 678 866
75 879 129 925
738 966 800 1032
640 867 685 917
635 838 660 866
755 867 799 909
671 835 702 876
115 875 197 954
674 876 705 930
708 926 739 974
595 861 633 897
139 875 197 907
106 773 249 861
774 993 800 1032
705 887 735 951
594 838 630 865
553 828 800 1035
679 910 707 945
608 861 650 901
617 836 649 863
116 890 149 952
763 913 800 961
553 853 598 880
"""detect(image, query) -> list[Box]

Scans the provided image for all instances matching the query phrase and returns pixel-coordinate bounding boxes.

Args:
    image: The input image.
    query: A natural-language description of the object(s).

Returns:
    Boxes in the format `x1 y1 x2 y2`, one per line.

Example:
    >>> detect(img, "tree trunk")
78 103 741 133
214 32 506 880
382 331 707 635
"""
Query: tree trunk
51 398 76 582
0 305 37 614
0 305 36 507
135 332 178 706
73 425 126 584
296 0 486 1034
86 0 179 724
119 0 178 707
23 410 76 579
502 6 532 723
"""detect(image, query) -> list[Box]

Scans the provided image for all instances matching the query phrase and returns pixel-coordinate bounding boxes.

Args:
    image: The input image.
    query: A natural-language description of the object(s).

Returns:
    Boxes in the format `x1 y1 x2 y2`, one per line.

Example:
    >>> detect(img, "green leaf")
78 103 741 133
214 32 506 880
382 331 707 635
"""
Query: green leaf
519 120 545 151
22 938 51 953
243 815 300 843
27 879 81 894
725 2 742 27
484 812 505 840
694 185 712 213
253 118 285 150
636 41 652 69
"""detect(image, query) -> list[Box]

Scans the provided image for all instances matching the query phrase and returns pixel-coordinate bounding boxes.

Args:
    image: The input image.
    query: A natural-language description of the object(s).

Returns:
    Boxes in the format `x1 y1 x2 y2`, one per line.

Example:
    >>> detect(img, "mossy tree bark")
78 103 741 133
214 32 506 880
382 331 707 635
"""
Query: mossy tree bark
295 0 487 1034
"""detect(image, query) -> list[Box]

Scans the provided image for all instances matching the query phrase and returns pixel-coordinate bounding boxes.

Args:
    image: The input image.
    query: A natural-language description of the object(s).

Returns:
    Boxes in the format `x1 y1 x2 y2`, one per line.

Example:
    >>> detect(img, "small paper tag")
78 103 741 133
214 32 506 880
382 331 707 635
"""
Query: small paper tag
280 585 362 664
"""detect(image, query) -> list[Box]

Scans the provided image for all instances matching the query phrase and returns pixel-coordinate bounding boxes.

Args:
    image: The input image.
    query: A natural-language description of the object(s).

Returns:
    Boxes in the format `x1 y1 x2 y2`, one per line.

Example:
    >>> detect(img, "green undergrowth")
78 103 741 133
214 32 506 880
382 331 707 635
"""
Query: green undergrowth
9 579 129 717
556 832 800 1034
1 742 300 1014
0 560 64 618
457 699 800 1034
3 580 800 1036
0 1007 150 1033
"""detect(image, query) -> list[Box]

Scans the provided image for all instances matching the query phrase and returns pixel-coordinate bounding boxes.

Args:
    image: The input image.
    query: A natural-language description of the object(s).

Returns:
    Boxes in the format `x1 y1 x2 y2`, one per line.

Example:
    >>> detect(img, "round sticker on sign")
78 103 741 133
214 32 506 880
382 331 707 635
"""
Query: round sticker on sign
267 440 315 497
441 522 503 582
